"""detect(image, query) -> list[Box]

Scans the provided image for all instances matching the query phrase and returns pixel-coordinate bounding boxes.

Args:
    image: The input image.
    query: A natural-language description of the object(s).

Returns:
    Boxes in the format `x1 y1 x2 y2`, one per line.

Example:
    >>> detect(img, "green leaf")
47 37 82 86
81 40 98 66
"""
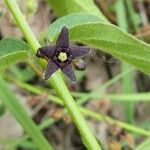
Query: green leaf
47 13 150 75
0 38 29 70
0 76 53 150
0 38 29 54
47 13 102 41
47 0 108 22
10 65 35 82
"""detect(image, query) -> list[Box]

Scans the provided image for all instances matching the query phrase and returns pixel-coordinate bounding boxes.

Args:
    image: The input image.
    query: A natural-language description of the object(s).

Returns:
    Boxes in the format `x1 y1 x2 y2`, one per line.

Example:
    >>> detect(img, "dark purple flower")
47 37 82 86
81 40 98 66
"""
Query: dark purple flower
36 26 90 82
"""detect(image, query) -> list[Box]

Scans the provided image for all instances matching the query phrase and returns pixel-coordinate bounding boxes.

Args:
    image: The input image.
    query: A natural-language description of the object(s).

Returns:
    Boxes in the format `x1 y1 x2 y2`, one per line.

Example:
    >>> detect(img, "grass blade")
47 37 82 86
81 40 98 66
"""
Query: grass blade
115 0 135 124
0 76 53 150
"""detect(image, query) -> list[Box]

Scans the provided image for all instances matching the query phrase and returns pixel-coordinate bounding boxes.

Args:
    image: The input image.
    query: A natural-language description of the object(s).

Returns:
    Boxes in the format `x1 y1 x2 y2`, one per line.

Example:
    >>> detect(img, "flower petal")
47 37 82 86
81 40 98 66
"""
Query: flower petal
70 46 90 58
56 26 69 48
45 60 59 80
61 64 76 82
37 45 56 59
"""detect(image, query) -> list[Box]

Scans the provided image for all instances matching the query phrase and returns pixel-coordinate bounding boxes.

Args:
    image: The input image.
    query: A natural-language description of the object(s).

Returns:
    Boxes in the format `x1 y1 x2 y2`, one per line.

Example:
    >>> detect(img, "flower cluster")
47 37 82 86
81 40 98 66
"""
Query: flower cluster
36 26 90 82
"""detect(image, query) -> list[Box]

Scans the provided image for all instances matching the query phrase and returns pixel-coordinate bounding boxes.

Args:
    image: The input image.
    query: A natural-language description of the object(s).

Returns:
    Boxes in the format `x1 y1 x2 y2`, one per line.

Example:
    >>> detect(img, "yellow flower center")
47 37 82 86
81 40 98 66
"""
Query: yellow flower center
58 52 67 62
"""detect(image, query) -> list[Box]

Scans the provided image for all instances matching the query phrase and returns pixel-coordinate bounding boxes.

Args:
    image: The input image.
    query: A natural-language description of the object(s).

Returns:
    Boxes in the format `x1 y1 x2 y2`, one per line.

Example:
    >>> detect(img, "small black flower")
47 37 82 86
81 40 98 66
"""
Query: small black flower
36 26 90 82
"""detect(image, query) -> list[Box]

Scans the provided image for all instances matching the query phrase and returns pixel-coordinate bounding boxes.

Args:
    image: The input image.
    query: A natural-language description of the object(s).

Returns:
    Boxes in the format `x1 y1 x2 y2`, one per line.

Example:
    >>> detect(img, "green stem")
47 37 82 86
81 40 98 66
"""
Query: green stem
77 67 133 105
8 76 150 102
4 0 40 51
5 0 101 149
13 78 150 136
125 0 139 31
81 108 150 137
3 77 149 148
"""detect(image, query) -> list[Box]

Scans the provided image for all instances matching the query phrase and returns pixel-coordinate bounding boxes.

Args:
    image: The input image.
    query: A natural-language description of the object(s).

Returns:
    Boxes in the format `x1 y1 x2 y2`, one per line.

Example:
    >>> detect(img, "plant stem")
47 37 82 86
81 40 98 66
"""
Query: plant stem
74 92 150 102
125 0 139 31
12 78 150 137
3 77 149 148
5 0 101 149
7 75 150 102
76 67 133 105
4 1 40 51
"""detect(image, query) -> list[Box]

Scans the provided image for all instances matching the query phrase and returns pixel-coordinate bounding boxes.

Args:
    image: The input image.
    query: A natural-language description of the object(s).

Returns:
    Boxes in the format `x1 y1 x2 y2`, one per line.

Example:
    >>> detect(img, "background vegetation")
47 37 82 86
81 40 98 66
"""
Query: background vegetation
0 0 150 150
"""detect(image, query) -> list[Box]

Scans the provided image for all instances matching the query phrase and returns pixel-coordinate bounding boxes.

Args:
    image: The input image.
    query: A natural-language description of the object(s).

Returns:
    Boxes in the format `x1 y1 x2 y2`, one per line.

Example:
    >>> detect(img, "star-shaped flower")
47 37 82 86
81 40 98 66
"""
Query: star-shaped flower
36 26 90 82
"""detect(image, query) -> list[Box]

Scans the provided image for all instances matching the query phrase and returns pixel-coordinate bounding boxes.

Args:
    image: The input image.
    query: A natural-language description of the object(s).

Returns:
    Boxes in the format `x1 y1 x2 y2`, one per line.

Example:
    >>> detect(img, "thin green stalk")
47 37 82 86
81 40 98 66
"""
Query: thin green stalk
0 76 53 150
73 92 150 102
8 76 150 102
11 78 150 137
28 84 150 102
77 67 133 105
122 63 135 123
5 0 101 149
115 0 135 124
2 77 150 148
80 108 150 137
115 0 128 31
125 0 139 31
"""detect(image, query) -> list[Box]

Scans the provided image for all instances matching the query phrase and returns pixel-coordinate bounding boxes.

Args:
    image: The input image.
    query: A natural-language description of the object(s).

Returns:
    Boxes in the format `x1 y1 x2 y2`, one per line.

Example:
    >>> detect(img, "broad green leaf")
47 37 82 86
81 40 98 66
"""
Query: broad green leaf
47 0 108 22
47 13 150 75
0 38 29 54
47 13 102 41
0 38 29 70
0 76 53 150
